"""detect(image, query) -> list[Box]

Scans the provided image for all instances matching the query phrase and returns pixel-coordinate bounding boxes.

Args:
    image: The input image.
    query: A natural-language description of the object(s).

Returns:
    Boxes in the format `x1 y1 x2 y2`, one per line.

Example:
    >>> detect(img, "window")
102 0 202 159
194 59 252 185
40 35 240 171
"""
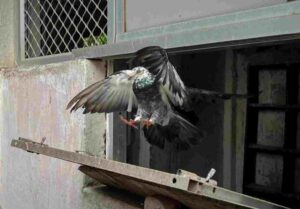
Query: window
23 0 107 58
110 43 300 209
243 45 300 207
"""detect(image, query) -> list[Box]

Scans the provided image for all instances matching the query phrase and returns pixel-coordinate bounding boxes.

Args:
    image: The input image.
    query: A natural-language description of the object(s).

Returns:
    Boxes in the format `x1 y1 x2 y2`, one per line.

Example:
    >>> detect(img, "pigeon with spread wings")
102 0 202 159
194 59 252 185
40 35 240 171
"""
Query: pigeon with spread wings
67 46 251 150
67 46 203 150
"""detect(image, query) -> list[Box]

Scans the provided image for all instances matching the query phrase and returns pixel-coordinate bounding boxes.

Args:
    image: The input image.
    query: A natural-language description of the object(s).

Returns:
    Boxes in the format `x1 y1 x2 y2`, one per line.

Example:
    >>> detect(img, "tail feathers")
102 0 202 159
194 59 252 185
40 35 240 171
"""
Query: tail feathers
171 113 204 150
142 125 166 149
143 112 204 151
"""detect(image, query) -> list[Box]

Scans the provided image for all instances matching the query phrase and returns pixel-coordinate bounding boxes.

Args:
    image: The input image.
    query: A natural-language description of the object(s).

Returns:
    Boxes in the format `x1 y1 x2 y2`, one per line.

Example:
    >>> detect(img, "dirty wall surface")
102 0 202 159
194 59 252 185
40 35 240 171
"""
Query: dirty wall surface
0 60 113 209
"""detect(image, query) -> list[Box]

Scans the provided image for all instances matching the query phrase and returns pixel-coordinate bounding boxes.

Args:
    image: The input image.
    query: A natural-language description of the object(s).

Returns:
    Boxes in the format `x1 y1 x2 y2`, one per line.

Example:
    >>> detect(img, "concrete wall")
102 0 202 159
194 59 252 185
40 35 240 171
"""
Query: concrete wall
0 60 113 209
126 0 285 31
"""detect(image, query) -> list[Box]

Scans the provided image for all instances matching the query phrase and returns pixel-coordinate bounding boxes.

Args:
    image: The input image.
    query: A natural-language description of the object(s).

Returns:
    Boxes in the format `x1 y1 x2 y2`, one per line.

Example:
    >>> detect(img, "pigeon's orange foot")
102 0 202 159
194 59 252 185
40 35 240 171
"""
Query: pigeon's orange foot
119 115 138 129
142 119 154 129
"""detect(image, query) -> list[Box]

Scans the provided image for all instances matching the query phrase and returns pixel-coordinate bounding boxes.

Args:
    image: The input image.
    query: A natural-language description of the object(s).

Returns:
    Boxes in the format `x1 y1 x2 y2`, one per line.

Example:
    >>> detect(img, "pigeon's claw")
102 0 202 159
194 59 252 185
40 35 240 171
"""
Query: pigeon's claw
142 119 154 129
119 115 138 129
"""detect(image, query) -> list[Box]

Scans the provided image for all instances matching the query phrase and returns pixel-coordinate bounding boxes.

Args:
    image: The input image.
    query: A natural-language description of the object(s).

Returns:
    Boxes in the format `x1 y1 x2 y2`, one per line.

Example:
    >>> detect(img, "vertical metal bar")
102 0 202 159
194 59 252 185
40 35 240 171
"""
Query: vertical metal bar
110 60 128 163
19 0 25 61
115 0 125 37
105 60 114 159
234 52 248 192
106 0 126 161
107 0 115 44
231 51 238 190
243 65 259 189
223 49 234 189
105 60 114 160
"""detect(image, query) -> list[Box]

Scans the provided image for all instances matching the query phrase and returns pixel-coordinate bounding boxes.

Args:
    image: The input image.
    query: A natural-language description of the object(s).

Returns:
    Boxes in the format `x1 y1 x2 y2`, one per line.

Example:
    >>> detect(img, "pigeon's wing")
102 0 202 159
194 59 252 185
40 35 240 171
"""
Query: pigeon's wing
131 46 187 107
143 112 204 151
158 61 187 106
67 70 138 114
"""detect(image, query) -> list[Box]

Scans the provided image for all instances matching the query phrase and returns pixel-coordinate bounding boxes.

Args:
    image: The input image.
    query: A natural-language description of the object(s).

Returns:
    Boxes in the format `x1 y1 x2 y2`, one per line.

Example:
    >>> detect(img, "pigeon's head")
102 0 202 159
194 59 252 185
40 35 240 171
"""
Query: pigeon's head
132 67 155 89
133 66 148 75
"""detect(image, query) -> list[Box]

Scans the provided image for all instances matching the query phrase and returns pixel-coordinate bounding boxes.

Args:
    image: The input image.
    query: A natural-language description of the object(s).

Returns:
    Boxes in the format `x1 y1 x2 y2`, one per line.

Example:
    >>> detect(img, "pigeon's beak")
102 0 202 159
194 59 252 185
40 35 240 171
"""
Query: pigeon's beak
127 71 138 79
127 69 144 79
128 71 143 78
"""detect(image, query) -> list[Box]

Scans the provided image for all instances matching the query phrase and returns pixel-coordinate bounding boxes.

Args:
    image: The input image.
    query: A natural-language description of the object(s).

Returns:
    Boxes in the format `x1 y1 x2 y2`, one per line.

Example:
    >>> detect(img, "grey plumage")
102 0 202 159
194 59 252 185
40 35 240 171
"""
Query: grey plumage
67 64 202 151
67 70 139 113
67 46 249 150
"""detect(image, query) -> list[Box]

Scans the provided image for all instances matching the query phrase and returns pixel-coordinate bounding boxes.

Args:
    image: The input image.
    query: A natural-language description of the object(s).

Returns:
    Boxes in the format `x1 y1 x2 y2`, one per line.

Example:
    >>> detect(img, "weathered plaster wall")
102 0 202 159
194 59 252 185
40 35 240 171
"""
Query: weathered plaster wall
0 59 114 209
0 0 17 67
126 0 285 31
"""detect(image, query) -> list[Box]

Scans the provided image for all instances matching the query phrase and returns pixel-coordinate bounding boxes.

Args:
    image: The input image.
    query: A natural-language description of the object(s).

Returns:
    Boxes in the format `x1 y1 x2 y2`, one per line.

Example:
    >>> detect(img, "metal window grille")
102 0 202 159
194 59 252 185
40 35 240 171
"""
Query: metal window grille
23 0 108 59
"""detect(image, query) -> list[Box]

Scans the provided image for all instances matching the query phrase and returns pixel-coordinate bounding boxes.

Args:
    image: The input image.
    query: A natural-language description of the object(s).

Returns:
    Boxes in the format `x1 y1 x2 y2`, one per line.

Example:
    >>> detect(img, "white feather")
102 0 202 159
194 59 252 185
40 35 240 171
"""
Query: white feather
127 90 133 112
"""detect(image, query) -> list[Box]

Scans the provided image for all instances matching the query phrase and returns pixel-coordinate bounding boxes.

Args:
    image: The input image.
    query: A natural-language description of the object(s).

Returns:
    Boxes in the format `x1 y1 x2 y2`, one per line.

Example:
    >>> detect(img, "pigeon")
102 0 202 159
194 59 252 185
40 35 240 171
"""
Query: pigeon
67 46 204 150
67 46 250 150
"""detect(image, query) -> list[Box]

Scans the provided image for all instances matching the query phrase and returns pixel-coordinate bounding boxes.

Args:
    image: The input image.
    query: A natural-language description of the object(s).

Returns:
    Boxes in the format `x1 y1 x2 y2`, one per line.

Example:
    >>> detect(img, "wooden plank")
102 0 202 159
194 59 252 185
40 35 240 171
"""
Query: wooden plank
11 138 289 209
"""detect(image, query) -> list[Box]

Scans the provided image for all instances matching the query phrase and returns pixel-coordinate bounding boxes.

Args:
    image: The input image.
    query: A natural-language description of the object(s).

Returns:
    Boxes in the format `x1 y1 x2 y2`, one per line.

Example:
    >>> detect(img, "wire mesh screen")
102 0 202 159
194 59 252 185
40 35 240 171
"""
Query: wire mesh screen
24 0 108 58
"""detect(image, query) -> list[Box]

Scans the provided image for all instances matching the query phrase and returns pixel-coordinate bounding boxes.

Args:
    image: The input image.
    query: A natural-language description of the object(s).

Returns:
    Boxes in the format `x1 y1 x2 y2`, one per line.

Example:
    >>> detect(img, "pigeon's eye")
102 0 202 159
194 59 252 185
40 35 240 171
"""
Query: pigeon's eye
136 69 141 73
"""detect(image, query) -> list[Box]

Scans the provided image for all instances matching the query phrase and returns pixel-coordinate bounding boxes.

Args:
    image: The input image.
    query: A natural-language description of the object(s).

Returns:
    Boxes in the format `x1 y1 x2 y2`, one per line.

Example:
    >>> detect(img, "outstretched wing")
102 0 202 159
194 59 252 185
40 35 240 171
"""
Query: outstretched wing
67 70 138 114
131 46 187 107
143 112 204 151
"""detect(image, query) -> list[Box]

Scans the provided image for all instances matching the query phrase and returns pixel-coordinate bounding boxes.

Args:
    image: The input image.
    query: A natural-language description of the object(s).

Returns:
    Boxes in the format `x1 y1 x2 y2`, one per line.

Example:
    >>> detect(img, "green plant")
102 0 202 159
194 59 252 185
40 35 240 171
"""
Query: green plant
83 33 107 47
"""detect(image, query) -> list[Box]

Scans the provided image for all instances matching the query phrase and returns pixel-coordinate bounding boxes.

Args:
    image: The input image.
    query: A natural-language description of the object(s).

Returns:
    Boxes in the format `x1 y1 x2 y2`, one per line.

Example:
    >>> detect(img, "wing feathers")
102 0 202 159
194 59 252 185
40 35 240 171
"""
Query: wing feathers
67 82 102 110
67 71 138 114
131 46 187 108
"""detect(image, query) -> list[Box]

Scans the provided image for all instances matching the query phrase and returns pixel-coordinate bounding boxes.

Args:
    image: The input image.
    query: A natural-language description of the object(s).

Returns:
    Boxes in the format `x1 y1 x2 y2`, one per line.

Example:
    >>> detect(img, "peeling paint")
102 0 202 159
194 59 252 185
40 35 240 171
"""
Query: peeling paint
0 59 110 209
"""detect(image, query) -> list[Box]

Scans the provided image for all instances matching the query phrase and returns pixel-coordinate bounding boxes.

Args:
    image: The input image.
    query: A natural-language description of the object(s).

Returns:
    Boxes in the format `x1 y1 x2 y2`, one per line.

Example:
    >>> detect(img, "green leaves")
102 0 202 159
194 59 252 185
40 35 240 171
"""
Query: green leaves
83 33 107 47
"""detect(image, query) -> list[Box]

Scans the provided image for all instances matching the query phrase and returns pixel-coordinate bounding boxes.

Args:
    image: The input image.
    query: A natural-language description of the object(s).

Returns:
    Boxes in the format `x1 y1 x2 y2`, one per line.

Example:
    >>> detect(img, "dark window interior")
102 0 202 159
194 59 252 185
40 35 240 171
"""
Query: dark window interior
113 42 300 209
243 46 300 208
115 51 228 185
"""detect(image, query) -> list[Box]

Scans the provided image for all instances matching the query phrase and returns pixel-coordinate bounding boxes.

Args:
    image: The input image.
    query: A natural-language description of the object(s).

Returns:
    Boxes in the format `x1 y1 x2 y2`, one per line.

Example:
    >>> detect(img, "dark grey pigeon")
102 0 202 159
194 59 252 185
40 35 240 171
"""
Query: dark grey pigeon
67 46 204 150
67 46 249 150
